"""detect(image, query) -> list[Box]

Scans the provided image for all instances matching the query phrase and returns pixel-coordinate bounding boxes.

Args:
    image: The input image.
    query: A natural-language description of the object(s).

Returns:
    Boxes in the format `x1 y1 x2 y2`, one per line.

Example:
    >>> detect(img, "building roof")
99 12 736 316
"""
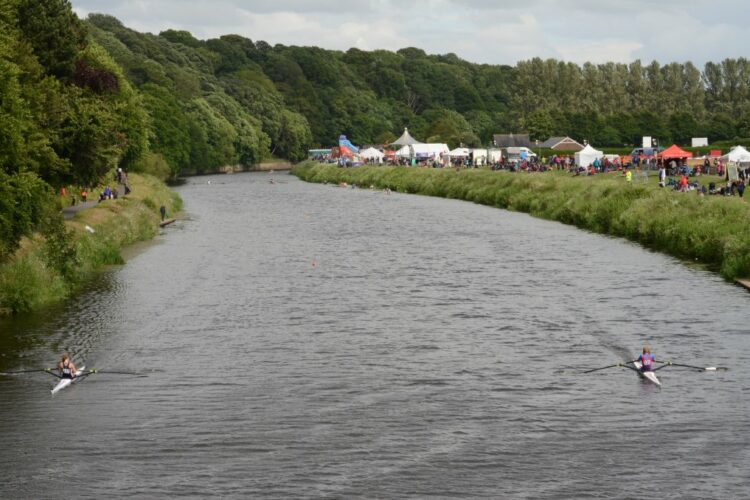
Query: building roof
493 133 531 148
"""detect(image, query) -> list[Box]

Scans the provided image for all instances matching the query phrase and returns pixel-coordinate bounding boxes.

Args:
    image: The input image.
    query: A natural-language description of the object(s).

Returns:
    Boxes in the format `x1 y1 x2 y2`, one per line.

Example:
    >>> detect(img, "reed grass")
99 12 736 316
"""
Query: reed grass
293 162 750 281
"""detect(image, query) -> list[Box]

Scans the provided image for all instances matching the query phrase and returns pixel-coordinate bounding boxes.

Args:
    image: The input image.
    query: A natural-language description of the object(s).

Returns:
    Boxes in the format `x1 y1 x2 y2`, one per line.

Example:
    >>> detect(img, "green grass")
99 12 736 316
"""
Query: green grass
292 162 750 281
0 173 183 315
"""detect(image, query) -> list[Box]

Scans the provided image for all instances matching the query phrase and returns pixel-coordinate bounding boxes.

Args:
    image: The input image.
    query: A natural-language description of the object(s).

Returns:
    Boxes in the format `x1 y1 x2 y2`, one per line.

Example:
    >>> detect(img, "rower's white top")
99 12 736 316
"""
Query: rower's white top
51 365 85 395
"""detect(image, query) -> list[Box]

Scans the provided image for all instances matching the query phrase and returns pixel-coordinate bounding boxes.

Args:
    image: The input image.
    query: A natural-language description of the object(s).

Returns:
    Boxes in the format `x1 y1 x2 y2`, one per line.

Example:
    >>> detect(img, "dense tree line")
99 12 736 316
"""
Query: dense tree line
5 0 750 263
0 0 147 261
93 21 750 151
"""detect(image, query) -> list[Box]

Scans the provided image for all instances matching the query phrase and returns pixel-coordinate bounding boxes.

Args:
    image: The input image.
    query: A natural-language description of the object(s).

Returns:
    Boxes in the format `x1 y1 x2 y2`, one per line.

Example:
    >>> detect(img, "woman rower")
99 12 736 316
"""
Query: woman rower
57 353 78 379
636 345 655 372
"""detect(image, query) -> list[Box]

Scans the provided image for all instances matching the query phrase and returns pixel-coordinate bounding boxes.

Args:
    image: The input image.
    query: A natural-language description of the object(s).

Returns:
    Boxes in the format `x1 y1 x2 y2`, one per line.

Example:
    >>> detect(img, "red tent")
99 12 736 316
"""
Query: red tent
659 144 693 159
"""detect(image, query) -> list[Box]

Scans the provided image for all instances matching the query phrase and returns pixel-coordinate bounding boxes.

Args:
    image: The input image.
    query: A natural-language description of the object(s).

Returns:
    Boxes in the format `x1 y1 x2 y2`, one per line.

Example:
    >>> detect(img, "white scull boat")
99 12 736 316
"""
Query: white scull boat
632 361 660 386
51 365 85 395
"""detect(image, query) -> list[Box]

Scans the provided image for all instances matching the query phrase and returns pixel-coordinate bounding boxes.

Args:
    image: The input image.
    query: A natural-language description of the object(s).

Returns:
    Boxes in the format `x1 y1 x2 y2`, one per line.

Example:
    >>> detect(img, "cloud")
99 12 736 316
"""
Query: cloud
70 0 750 66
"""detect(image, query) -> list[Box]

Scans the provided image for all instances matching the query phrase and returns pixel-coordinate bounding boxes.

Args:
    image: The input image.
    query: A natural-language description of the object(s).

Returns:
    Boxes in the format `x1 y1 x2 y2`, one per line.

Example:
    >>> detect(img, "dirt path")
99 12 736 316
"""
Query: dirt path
61 183 127 220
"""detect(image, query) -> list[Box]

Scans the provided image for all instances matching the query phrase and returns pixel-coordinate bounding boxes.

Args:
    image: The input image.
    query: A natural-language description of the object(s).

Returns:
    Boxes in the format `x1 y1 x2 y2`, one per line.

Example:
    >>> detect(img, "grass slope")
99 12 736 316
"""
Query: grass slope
0 174 182 315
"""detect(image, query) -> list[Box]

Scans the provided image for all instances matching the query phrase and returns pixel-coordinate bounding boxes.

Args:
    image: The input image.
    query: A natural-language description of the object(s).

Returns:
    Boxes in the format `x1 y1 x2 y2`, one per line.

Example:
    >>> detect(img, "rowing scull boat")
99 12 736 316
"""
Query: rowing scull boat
51 365 85 395
632 361 660 386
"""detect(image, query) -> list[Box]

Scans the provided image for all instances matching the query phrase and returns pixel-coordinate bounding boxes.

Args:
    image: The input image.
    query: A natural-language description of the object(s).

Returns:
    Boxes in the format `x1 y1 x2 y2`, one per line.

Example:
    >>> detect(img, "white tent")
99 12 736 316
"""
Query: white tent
391 127 422 147
575 144 604 167
487 149 503 163
720 145 750 163
360 147 385 162
470 149 489 165
395 143 449 158
448 147 470 157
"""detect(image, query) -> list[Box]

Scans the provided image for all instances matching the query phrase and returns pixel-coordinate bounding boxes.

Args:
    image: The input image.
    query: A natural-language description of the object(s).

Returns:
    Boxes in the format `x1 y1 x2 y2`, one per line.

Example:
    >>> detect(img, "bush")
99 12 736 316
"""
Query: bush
131 152 172 181
0 171 55 260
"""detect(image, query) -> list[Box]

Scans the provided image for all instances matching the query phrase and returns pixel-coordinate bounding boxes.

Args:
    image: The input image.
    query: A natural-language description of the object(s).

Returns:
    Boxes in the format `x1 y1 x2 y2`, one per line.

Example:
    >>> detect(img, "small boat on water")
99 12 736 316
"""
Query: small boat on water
632 361 660 386
51 365 85 395
579 359 727 388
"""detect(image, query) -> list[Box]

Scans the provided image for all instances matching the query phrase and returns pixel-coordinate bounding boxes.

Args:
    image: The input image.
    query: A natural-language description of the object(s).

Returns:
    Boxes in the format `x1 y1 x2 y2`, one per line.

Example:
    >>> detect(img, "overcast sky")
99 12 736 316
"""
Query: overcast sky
70 0 749 66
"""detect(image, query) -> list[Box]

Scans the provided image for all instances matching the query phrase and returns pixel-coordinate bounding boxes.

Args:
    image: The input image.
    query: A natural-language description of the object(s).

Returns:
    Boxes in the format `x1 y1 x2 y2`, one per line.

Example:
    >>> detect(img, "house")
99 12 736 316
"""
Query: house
539 136 584 152
492 133 531 148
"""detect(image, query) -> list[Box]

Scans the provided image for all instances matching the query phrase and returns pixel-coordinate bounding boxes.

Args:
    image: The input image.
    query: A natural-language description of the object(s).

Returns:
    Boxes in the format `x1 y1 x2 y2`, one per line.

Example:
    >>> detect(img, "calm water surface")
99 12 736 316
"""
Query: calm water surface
1 172 748 498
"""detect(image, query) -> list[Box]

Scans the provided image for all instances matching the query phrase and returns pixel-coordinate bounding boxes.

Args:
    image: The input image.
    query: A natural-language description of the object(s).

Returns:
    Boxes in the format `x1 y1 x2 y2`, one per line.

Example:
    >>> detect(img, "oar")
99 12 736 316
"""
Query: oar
87 369 141 375
581 362 631 374
655 360 728 372
0 368 63 377
78 369 144 377
0 368 56 375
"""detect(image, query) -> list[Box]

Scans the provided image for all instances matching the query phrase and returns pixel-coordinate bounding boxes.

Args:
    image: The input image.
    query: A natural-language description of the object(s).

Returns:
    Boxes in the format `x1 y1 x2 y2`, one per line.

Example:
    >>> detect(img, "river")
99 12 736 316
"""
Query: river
1 172 748 498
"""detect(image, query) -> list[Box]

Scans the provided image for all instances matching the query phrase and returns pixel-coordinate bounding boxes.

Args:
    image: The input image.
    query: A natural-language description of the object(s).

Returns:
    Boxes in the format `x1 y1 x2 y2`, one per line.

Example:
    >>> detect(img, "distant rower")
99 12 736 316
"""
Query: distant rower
636 345 654 372
58 353 78 379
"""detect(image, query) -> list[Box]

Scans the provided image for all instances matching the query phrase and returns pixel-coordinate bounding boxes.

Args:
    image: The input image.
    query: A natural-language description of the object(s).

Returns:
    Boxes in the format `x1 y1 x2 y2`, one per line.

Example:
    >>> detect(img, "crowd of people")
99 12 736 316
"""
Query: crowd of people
322 146 750 200
60 167 132 207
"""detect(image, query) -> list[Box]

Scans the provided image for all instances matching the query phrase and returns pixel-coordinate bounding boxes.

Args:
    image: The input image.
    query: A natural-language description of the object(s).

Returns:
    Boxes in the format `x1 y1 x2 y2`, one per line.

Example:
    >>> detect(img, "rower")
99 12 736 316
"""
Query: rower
58 353 78 379
636 345 655 372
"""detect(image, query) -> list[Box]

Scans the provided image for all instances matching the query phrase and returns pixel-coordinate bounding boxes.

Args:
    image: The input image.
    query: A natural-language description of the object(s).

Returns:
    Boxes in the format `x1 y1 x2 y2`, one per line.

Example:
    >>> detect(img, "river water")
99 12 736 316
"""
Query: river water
1 172 748 499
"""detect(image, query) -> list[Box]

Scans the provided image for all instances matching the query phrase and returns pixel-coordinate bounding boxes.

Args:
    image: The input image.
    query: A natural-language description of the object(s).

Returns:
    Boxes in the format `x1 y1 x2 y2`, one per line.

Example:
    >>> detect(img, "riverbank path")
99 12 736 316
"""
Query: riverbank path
61 183 127 220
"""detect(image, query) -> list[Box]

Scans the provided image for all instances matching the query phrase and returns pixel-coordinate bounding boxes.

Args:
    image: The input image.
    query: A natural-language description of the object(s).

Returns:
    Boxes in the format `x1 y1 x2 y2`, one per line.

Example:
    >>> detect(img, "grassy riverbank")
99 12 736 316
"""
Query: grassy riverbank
0 174 182 315
293 162 750 281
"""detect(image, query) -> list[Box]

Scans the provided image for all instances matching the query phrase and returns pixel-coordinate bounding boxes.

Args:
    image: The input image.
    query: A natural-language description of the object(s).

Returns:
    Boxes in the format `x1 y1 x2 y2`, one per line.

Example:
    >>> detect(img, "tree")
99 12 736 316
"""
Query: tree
527 109 555 141
56 88 122 186
668 112 700 144
418 108 479 148
185 98 237 171
17 0 86 79
706 113 736 141
0 171 54 260
140 83 191 175
275 110 312 162
159 29 202 48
